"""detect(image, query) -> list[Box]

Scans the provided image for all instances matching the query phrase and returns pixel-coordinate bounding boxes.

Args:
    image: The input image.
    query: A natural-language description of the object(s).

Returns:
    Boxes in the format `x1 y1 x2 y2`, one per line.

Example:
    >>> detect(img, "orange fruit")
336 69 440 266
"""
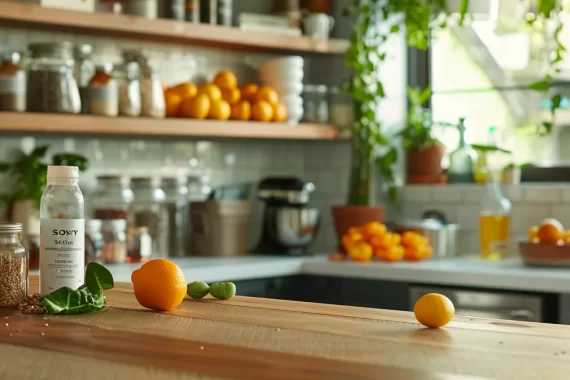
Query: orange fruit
168 82 197 99
255 86 279 106
375 245 404 262
361 221 387 241
537 218 564 243
414 293 455 328
179 93 211 119
197 83 222 102
527 226 539 241
131 259 187 311
221 87 241 106
164 90 183 117
209 99 231 120
273 102 288 122
240 83 259 102
213 70 238 89
252 100 274 122
231 100 251 121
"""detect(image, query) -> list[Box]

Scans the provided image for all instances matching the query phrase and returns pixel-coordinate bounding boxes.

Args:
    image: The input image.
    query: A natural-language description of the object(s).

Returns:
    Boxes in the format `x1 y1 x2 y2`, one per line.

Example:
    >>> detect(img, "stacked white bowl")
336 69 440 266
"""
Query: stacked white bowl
258 56 304 124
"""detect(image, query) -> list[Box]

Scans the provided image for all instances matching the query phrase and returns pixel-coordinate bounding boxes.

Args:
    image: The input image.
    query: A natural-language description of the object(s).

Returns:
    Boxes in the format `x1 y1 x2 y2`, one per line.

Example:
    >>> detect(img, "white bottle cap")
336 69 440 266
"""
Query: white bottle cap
47 166 79 178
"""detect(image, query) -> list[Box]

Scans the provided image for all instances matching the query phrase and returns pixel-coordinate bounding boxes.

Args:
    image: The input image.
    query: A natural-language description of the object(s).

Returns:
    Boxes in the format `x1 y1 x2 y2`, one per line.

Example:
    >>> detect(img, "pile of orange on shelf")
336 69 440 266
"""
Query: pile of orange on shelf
163 70 287 122
330 222 433 263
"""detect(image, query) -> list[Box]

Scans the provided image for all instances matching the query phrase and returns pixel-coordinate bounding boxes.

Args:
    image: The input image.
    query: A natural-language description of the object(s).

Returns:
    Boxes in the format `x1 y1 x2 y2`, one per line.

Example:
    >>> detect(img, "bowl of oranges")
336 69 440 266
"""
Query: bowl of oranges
521 218 570 267
328 221 433 263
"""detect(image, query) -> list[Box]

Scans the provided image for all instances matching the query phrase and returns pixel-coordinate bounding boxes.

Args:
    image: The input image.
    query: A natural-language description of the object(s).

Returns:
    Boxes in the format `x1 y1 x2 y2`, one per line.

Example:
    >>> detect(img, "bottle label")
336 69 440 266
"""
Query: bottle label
489 240 509 257
40 218 85 295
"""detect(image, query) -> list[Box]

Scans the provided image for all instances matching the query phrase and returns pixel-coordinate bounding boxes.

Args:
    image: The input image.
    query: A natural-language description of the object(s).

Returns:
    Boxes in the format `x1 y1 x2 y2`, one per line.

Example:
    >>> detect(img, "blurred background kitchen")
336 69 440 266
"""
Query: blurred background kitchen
4 0 570 323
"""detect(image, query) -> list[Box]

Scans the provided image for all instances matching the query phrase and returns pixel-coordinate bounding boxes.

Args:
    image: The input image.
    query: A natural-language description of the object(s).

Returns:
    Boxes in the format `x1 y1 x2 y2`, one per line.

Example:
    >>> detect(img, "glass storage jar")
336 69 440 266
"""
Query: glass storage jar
162 176 189 257
124 50 165 118
27 41 81 114
101 219 128 264
113 61 141 117
0 51 26 112
85 219 104 263
328 86 353 137
0 223 28 308
89 64 119 117
92 175 134 221
303 84 328 123
74 44 95 114
126 226 152 263
131 177 168 257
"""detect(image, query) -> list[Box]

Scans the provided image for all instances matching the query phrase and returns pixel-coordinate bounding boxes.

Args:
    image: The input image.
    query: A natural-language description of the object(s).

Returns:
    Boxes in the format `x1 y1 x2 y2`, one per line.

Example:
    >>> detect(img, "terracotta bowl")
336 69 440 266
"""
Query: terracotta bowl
519 240 570 267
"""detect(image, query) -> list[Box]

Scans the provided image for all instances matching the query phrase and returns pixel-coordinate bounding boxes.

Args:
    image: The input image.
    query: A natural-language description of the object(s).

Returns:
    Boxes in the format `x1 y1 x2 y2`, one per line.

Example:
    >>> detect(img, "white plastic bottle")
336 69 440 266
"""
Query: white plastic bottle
40 166 85 295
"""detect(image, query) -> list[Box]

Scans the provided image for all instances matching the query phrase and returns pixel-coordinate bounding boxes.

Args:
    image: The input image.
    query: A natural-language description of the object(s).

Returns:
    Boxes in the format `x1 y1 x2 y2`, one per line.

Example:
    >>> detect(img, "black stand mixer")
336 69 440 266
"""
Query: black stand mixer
250 177 320 255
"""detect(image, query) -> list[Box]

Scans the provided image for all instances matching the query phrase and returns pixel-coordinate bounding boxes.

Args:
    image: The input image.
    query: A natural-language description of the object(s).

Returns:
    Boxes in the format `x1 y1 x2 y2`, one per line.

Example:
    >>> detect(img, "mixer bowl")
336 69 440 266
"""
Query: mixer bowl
268 207 320 249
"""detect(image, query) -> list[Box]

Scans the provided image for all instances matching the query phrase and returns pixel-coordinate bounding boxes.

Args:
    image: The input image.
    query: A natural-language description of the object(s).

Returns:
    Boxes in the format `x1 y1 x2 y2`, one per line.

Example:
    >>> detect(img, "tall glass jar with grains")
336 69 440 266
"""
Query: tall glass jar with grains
479 172 511 260
39 166 85 295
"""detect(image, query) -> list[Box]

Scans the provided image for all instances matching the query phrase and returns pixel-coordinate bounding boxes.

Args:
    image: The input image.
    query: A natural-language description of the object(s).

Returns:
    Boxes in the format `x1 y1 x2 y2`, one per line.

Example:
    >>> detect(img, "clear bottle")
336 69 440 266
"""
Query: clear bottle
40 166 85 295
479 172 511 260
448 118 478 183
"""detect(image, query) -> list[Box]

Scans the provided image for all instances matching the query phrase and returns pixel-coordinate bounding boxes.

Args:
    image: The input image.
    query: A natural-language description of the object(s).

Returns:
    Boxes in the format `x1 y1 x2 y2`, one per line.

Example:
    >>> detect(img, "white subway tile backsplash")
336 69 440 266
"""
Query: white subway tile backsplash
432 185 462 203
502 185 524 202
456 205 480 230
550 205 570 228
511 203 553 232
402 186 433 203
523 185 562 203
560 187 570 203
461 185 485 203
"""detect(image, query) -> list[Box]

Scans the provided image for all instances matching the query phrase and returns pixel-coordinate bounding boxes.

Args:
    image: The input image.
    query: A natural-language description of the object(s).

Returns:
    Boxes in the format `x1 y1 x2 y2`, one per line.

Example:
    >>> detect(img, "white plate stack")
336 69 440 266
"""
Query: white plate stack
258 56 304 125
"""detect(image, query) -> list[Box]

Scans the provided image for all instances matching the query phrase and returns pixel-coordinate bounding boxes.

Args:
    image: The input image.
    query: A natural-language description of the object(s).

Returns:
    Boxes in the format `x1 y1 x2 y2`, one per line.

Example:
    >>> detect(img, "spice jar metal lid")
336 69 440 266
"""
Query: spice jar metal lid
161 176 189 187
0 223 23 233
97 175 131 186
304 84 328 94
29 41 74 59
132 176 161 187
102 219 127 233
74 44 93 59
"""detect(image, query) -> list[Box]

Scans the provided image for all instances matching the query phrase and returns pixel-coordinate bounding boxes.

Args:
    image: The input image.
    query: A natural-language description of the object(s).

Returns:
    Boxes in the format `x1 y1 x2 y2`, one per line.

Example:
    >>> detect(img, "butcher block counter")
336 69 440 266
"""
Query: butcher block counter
0 278 569 379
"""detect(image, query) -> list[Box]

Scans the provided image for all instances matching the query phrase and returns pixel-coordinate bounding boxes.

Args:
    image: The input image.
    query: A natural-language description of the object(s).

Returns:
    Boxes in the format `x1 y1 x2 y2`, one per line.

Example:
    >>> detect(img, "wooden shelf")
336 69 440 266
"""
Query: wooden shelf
0 2 349 54
0 112 340 140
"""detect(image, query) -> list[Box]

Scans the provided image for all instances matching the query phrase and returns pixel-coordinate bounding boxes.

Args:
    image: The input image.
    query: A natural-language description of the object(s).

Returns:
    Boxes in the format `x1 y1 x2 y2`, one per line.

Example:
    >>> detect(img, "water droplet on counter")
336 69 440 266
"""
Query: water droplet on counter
44 323 48 327
275 328 280 332
200 346 204 350
5 323 8 327
41 333 44 336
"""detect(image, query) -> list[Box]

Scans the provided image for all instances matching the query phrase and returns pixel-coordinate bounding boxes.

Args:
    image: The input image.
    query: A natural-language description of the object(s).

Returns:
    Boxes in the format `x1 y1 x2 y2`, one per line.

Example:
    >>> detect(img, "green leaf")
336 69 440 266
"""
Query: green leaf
85 262 115 296
458 0 470 25
0 162 10 172
31 145 49 158
41 286 105 315
550 94 562 113
529 80 550 92
390 25 400 34
52 153 89 171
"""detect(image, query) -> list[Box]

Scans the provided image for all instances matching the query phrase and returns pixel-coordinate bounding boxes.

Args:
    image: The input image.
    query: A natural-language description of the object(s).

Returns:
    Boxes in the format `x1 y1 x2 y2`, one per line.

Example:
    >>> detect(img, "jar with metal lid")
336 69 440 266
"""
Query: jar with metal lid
27 41 81 114
125 0 158 19
328 86 354 136
303 84 328 123
113 61 141 117
85 219 104 263
101 219 128 264
92 175 134 221
0 223 28 307
162 176 189 257
0 51 26 112
88 64 119 117
74 44 95 114
124 51 165 118
131 177 168 257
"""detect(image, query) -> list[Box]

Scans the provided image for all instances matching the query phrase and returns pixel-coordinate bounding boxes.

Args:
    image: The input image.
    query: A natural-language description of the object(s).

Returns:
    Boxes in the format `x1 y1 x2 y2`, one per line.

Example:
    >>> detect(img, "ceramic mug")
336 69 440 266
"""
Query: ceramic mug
303 13 335 39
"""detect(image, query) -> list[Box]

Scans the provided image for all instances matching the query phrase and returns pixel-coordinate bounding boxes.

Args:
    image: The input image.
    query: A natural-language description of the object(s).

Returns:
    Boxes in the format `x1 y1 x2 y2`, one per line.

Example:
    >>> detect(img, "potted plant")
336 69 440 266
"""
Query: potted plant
0 146 88 237
401 87 446 184
331 1 472 240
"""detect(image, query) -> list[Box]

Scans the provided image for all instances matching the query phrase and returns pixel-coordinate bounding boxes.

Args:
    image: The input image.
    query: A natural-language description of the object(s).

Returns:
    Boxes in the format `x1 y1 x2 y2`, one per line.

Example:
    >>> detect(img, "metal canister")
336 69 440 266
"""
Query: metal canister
127 227 153 263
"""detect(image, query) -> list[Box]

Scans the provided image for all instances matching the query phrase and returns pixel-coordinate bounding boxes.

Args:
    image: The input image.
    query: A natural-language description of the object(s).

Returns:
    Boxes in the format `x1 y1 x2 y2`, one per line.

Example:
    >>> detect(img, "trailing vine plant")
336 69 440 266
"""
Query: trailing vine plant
343 0 470 205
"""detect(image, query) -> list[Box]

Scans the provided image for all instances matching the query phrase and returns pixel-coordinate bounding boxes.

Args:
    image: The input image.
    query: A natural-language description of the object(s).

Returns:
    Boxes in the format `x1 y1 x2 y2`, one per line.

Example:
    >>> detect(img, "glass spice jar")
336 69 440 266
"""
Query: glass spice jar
85 219 104 263
27 41 81 114
0 51 26 112
101 219 128 264
303 84 329 123
126 226 152 263
89 64 119 117
74 44 95 114
131 177 168 258
92 175 134 221
113 61 141 117
162 176 189 257
124 50 165 118
0 223 28 308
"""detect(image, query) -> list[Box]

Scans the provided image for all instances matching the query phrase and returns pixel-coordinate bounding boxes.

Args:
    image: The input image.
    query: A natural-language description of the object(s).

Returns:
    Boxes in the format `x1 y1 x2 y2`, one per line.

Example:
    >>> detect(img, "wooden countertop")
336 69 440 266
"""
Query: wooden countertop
0 278 569 379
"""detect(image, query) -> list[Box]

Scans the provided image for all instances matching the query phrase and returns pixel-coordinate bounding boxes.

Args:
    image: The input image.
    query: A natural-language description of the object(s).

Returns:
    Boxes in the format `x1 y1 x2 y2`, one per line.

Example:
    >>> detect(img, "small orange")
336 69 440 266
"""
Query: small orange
209 99 231 120
221 87 241 106
180 93 211 119
197 83 222 102
131 259 187 311
347 241 373 262
240 83 259 102
252 100 274 122
537 218 564 243
414 293 455 328
361 221 387 241
255 86 279 106
375 245 404 262
213 70 238 89
527 226 539 241
231 100 251 121
272 102 288 122
168 82 197 99
164 90 183 117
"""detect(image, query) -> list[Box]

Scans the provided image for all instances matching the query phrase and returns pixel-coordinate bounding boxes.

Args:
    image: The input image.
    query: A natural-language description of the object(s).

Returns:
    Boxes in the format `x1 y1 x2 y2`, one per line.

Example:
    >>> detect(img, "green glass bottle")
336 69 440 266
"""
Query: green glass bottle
448 118 478 183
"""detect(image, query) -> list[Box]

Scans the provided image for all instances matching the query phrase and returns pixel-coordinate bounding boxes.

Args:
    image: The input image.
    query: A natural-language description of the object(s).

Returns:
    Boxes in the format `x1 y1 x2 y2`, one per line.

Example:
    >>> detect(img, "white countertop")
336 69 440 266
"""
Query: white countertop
95 255 570 294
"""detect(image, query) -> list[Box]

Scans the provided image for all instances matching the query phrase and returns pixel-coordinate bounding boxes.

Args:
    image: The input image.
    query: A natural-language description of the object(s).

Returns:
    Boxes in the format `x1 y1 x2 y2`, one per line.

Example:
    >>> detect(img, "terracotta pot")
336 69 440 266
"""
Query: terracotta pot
408 143 445 177
331 205 385 240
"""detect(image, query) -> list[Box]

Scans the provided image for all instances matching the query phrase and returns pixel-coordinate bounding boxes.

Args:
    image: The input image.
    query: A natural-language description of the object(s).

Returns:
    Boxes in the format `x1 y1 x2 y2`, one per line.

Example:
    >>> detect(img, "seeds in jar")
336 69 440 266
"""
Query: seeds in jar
119 80 141 116
141 78 166 118
0 255 27 307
